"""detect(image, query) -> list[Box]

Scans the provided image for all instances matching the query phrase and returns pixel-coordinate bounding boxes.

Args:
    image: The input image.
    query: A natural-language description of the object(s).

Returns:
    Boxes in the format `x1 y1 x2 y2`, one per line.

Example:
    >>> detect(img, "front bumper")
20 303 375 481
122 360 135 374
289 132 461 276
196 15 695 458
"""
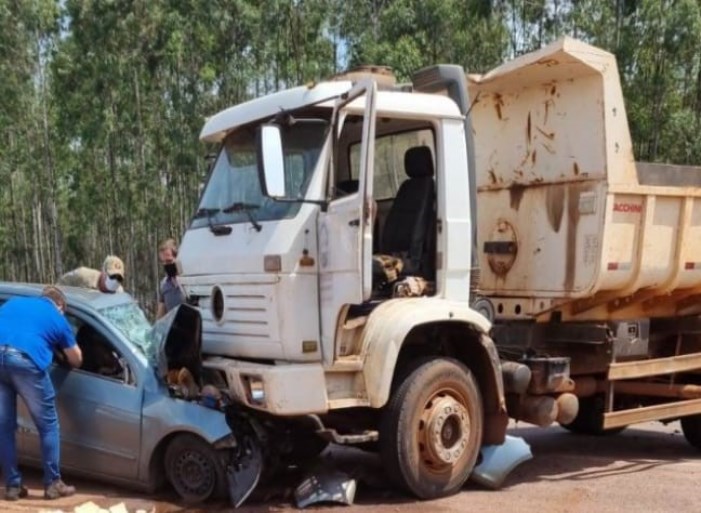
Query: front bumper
204 357 328 415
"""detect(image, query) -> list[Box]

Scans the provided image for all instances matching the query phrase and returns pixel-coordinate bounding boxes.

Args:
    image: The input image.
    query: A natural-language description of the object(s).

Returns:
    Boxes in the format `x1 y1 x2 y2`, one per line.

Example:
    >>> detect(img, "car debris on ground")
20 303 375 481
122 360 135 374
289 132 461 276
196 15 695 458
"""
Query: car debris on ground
294 467 357 508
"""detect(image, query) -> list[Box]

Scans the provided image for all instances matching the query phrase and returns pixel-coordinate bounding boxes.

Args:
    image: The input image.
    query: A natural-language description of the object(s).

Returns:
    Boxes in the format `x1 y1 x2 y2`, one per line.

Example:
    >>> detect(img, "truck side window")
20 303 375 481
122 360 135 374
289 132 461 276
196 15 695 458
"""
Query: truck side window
349 128 435 200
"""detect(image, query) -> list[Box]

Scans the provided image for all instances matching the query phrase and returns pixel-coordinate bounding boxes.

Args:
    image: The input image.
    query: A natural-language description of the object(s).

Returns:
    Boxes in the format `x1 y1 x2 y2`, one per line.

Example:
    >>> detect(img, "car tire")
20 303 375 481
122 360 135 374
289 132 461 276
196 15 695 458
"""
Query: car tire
379 357 483 499
164 433 227 504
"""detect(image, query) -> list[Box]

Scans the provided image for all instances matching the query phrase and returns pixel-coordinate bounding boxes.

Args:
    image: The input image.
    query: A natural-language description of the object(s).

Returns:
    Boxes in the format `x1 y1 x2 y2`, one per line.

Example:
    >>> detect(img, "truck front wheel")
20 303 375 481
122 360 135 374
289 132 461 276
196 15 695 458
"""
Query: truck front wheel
380 358 483 499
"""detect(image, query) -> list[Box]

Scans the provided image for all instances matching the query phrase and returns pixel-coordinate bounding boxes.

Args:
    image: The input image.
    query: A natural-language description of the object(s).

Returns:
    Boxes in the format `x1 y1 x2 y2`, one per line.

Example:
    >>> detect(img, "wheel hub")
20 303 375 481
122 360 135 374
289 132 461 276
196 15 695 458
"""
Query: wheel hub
420 394 470 467
175 450 213 494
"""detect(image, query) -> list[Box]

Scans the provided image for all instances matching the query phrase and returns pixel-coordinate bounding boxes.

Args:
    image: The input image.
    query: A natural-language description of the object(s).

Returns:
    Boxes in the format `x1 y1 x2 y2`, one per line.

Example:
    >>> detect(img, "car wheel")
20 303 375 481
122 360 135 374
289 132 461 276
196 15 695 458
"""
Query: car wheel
380 357 483 499
165 434 227 504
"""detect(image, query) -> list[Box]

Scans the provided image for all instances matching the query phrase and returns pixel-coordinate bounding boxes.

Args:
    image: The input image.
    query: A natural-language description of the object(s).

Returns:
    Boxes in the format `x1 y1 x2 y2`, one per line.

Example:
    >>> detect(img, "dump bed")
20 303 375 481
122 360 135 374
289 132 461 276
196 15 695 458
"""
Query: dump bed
468 37 701 322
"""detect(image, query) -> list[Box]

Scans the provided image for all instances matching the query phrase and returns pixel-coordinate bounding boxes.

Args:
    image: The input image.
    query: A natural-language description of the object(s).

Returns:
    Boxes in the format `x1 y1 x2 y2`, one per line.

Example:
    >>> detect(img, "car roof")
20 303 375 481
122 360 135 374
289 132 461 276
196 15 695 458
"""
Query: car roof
0 282 135 312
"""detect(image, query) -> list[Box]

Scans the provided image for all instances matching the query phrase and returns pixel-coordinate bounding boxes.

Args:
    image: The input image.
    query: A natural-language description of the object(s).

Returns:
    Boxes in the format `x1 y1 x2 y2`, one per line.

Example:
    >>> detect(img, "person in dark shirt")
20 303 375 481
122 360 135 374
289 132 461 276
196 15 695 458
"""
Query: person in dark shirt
156 238 186 319
0 286 83 501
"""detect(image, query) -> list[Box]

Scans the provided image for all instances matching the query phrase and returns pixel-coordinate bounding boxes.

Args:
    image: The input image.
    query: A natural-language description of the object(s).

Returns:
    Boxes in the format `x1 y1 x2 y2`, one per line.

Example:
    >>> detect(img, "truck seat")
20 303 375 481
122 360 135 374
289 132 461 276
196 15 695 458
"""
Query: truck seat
380 145 435 277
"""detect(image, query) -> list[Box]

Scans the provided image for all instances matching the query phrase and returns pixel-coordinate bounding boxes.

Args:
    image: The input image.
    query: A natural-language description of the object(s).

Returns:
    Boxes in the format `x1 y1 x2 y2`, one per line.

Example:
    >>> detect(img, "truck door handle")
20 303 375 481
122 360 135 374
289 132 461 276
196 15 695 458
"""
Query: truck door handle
348 219 360 227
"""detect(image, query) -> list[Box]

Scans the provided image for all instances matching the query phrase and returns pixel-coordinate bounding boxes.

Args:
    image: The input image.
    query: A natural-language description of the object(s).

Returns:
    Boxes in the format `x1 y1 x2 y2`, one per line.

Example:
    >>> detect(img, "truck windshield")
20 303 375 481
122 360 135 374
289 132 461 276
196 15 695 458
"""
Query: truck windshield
192 119 328 229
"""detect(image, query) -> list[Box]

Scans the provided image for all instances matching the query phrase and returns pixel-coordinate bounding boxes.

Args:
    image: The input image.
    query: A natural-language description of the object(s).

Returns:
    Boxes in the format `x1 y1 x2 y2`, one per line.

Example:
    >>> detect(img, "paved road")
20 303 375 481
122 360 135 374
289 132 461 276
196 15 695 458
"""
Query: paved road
4 421 700 513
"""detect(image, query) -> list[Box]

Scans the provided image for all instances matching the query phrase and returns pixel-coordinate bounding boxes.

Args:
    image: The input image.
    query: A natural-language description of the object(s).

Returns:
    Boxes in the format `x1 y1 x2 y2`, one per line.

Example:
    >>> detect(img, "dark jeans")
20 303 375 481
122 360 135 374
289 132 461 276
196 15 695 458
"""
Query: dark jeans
0 345 61 487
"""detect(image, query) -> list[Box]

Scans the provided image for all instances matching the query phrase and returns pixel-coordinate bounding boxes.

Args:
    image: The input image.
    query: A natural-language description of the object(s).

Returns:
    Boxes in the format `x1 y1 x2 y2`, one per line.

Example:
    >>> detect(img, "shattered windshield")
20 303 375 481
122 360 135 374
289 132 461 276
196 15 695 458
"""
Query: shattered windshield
99 302 156 358
191 119 328 229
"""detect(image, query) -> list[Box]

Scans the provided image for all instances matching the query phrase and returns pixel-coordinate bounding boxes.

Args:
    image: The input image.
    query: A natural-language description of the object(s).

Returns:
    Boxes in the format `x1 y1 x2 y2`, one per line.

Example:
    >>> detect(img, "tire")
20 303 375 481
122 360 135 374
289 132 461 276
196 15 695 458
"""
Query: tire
164 434 227 504
379 357 483 499
681 414 701 450
560 394 626 436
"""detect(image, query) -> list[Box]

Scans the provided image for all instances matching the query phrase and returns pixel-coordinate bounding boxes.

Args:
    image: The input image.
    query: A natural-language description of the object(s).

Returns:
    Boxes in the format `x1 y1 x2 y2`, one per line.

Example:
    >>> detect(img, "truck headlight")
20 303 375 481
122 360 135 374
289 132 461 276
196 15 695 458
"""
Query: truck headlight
243 375 266 406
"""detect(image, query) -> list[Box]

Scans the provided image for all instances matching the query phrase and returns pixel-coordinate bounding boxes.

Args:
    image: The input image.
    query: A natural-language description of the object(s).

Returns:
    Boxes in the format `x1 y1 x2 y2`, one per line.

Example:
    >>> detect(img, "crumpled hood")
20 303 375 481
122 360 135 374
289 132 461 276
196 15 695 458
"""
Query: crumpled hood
149 304 202 384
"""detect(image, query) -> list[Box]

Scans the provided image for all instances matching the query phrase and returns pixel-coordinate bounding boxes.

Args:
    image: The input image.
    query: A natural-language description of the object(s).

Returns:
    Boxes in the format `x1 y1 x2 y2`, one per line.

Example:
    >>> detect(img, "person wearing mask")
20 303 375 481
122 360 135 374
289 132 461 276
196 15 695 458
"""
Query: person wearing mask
57 255 125 293
156 239 186 319
0 286 83 501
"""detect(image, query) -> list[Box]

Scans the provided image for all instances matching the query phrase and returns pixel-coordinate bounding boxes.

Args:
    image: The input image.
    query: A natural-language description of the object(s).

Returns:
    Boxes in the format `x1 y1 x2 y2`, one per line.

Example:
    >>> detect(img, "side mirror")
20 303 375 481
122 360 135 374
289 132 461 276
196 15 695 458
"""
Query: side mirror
257 125 286 198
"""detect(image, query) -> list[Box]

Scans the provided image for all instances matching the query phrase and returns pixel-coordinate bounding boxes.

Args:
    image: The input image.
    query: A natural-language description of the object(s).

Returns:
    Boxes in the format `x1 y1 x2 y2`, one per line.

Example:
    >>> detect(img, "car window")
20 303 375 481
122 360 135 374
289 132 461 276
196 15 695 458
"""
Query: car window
66 314 134 385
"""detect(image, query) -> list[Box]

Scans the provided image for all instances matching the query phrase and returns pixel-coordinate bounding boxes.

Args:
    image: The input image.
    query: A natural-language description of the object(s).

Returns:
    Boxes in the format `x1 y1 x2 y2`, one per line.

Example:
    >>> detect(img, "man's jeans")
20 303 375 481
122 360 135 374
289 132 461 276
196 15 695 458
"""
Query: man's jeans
0 345 61 487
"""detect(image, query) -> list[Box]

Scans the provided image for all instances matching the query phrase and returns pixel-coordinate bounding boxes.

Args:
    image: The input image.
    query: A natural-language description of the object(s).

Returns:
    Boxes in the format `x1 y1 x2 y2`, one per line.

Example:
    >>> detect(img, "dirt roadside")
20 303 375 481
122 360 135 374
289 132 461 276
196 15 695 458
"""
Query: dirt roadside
4 421 700 513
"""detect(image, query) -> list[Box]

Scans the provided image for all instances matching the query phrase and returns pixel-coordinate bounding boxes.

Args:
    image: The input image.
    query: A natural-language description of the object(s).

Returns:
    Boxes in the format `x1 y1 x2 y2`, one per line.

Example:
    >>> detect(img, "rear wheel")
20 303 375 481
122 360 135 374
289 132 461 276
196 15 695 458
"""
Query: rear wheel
380 358 483 499
165 434 227 504
560 395 626 436
681 414 701 449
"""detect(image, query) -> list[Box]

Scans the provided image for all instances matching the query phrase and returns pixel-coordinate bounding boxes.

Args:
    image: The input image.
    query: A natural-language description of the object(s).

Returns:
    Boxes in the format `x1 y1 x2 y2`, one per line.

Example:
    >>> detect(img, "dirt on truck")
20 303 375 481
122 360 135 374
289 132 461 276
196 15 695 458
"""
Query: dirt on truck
470 37 701 436
175 36 701 506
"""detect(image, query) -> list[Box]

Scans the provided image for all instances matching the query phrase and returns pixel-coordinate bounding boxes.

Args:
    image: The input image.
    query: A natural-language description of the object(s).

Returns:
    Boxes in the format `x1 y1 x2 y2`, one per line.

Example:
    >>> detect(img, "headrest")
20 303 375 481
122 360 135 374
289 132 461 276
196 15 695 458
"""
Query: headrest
404 146 434 178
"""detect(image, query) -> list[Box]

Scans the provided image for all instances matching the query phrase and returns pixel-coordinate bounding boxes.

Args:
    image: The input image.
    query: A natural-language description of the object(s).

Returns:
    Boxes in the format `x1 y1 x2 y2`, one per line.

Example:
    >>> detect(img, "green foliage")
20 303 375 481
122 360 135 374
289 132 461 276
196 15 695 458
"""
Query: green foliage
2 0 701 314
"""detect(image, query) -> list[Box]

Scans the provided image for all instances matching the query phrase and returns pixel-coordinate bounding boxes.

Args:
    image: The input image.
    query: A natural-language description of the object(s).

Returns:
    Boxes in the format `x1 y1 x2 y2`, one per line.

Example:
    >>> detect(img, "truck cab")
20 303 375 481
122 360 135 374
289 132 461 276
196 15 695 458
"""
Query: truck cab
178 70 507 498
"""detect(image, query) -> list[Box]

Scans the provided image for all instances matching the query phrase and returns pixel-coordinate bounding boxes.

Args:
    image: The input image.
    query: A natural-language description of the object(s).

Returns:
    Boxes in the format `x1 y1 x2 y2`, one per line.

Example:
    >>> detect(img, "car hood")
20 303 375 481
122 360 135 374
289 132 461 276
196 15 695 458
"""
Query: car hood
149 304 203 384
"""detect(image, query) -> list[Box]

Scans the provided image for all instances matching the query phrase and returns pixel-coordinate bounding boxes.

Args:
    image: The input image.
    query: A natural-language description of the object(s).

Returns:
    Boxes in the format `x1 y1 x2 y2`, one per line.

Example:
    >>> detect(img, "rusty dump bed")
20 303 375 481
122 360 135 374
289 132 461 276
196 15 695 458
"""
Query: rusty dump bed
468 37 701 322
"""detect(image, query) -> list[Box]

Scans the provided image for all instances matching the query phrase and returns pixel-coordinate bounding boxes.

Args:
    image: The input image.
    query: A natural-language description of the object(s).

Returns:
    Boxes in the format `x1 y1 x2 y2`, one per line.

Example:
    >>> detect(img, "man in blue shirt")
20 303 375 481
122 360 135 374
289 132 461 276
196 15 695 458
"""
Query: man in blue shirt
0 286 83 501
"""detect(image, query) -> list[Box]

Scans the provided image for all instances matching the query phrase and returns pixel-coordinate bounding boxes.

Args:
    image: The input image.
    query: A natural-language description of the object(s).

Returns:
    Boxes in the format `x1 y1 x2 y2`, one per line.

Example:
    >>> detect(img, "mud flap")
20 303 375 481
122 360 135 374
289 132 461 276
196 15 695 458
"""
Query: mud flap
225 430 263 508
470 435 532 489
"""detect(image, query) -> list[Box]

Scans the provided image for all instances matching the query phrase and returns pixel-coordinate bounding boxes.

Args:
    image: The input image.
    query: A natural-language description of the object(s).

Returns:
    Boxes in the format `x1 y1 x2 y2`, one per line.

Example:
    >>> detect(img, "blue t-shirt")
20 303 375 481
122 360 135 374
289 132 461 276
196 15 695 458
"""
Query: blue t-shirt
0 296 77 370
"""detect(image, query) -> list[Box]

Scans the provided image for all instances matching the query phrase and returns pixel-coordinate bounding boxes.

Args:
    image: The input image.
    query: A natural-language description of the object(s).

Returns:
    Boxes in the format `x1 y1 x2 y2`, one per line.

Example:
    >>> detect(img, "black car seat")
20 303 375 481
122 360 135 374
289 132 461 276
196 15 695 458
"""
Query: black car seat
379 145 436 277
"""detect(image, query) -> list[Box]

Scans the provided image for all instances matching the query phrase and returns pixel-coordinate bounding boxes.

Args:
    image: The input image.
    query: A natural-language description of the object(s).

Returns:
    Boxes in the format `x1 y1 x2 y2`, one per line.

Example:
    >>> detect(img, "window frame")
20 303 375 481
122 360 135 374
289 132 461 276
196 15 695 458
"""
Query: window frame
65 311 136 387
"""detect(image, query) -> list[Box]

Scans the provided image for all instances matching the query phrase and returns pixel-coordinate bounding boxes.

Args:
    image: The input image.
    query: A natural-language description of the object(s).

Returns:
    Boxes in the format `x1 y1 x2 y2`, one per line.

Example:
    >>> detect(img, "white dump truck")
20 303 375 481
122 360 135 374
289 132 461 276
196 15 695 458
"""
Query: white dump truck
178 37 701 499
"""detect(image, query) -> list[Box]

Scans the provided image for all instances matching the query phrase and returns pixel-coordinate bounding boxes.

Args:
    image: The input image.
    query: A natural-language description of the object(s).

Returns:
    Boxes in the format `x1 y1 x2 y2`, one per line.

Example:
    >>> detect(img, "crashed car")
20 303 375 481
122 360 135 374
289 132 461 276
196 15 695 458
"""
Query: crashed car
0 282 250 504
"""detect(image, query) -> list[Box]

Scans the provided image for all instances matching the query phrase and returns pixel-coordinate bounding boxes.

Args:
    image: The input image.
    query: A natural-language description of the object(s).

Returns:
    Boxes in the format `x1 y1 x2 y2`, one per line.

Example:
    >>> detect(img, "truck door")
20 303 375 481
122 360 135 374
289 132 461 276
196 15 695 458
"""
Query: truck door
317 81 377 358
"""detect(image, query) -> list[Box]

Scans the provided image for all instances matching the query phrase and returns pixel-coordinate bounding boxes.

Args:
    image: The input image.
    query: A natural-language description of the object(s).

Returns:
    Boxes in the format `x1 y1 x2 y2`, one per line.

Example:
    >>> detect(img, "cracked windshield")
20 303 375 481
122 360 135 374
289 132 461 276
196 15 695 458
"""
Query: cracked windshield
99 302 155 357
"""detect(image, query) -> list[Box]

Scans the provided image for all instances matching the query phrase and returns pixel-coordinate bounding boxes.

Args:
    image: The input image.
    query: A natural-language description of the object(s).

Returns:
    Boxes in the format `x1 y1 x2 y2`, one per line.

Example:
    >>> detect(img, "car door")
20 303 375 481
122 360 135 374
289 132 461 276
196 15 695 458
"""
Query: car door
20 312 143 481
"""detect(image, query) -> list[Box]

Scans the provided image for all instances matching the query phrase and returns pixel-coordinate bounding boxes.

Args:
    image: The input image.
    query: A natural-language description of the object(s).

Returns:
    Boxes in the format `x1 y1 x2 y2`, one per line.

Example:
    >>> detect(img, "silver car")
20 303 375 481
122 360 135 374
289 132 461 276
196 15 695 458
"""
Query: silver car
0 282 238 504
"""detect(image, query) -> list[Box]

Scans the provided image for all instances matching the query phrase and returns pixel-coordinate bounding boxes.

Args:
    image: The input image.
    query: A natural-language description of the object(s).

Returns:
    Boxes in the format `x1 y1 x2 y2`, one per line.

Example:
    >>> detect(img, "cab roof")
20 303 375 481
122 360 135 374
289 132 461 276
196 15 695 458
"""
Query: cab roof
200 81 462 143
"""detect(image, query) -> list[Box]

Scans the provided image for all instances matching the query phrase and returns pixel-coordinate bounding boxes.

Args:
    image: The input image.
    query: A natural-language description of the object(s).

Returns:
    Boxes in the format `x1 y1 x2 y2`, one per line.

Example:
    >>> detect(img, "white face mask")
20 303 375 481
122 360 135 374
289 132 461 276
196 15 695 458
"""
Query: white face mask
103 275 121 292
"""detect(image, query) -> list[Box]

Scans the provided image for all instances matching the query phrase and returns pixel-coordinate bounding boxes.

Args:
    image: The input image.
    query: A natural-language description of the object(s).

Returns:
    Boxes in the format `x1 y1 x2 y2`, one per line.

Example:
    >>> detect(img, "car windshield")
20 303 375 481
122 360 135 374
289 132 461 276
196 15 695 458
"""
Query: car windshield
99 301 156 358
191 119 328 229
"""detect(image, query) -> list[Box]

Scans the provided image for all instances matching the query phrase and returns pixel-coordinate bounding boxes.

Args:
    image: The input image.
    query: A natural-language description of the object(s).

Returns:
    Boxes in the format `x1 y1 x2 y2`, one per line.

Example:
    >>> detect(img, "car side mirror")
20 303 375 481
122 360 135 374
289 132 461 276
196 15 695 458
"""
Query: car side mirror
257 125 286 198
